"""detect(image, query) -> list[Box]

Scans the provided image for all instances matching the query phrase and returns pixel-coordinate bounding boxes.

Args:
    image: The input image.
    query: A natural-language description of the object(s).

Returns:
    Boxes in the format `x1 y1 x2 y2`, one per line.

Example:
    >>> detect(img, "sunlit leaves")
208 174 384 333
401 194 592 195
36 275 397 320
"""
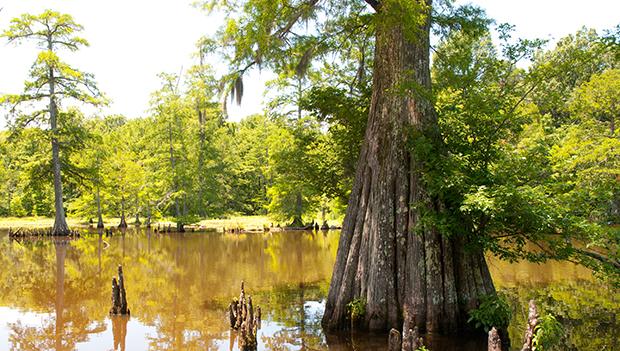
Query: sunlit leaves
2 9 88 50
1 9 105 128
569 68 620 134
529 27 617 124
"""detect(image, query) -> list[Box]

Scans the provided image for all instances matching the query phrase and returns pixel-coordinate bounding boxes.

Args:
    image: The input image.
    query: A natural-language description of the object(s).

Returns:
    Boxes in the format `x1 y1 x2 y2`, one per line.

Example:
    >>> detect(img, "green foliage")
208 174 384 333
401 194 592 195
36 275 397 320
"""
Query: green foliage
1 9 105 122
533 314 564 351
569 68 620 134
529 27 617 125
346 298 366 323
467 294 512 332
301 84 369 204
0 4 618 291
265 117 322 223
425 22 620 284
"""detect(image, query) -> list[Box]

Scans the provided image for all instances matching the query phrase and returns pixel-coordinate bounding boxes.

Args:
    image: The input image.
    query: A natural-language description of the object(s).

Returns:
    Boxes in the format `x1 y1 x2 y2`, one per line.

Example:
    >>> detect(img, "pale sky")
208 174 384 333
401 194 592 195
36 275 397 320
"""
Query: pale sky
0 0 618 130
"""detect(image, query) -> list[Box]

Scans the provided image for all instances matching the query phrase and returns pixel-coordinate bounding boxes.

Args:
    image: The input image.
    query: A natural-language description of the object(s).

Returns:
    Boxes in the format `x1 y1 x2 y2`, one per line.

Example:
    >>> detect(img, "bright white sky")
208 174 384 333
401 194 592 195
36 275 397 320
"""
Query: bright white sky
0 0 618 130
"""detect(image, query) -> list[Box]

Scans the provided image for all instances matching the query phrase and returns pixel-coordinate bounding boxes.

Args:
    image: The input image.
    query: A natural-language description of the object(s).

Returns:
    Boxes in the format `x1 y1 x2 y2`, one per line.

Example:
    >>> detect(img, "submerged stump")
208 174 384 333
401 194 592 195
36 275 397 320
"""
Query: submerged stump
388 326 423 351
110 265 130 315
488 327 502 351
228 281 260 351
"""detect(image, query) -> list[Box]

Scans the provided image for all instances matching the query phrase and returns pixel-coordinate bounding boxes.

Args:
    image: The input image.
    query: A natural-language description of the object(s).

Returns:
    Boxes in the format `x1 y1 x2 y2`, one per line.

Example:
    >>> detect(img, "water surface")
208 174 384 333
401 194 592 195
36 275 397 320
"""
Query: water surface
0 229 616 350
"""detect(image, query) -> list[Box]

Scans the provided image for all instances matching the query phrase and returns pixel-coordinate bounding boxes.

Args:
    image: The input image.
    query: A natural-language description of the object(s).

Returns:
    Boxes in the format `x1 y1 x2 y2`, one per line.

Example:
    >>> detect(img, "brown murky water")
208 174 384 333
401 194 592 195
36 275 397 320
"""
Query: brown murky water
0 229 617 350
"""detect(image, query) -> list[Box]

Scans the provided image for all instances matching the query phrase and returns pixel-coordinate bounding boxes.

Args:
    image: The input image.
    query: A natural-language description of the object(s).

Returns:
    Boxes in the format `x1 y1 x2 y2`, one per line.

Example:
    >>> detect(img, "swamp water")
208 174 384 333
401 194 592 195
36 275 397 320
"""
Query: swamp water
0 229 617 350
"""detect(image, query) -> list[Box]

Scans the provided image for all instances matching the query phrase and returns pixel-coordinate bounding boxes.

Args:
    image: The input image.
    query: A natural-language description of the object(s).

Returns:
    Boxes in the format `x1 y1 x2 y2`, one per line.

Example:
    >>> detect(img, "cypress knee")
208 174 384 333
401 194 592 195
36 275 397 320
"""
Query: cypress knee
110 265 130 315
488 327 502 351
228 281 261 351
521 300 539 351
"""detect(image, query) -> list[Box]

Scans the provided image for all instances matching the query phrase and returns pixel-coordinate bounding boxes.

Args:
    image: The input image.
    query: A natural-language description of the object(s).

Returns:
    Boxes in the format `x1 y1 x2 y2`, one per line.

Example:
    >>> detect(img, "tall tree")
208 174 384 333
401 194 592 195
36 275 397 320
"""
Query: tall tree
204 0 495 333
150 73 200 230
186 60 222 217
1 10 104 234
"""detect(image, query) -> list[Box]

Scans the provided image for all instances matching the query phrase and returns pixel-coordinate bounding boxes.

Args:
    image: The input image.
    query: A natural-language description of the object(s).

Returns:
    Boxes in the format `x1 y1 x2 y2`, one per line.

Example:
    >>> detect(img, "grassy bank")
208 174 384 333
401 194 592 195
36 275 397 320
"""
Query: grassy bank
0 216 86 229
0 215 341 230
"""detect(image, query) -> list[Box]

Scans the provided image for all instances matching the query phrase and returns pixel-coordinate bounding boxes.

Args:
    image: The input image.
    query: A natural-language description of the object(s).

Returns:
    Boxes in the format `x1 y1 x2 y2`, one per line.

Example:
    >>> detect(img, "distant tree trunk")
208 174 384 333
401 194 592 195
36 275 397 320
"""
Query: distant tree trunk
49 56 69 235
134 195 141 225
96 183 104 228
119 195 128 228
291 192 304 227
168 118 183 231
7 190 11 217
197 107 207 218
322 0 495 334
146 204 152 228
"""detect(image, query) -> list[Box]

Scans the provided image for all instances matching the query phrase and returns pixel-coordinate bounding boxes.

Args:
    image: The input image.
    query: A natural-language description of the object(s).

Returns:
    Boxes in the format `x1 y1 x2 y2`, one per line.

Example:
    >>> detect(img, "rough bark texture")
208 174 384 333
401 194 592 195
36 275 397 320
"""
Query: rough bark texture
228 282 260 351
49 60 69 236
520 300 539 351
389 326 423 351
322 0 495 334
388 329 402 351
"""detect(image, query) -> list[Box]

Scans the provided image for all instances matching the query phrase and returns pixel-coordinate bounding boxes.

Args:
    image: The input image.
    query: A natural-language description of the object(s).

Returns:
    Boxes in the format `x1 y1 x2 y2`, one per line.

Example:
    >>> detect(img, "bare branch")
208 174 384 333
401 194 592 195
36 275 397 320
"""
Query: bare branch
364 0 380 11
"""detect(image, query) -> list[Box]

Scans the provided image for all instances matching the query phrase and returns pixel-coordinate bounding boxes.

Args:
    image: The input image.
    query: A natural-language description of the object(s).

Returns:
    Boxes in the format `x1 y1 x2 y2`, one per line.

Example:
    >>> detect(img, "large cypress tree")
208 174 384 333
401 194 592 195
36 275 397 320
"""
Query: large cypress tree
204 0 495 333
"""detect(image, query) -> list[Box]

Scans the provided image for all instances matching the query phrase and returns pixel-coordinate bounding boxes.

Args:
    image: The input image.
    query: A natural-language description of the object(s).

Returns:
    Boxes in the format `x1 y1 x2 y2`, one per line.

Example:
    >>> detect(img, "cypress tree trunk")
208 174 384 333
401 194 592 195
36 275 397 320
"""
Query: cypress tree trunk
49 60 69 236
96 183 104 228
118 195 128 228
321 0 495 334
197 108 207 218
7 189 12 216
291 192 304 227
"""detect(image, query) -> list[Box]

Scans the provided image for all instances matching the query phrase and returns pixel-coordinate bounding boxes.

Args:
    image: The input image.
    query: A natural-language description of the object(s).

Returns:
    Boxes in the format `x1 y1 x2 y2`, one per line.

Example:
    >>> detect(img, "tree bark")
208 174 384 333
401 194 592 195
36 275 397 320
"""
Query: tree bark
48 38 69 236
321 0 495 334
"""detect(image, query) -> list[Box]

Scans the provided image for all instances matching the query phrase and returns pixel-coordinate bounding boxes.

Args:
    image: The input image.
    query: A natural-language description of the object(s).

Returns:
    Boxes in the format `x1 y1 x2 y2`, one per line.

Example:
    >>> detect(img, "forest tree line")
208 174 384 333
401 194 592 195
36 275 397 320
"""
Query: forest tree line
0 9 618 263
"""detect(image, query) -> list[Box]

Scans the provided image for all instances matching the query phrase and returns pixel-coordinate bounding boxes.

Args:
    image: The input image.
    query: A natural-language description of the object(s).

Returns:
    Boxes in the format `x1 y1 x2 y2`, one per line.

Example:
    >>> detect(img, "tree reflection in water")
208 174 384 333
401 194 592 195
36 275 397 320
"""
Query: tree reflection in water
0 229 617 350
111 315 128 351
7 239 106 351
